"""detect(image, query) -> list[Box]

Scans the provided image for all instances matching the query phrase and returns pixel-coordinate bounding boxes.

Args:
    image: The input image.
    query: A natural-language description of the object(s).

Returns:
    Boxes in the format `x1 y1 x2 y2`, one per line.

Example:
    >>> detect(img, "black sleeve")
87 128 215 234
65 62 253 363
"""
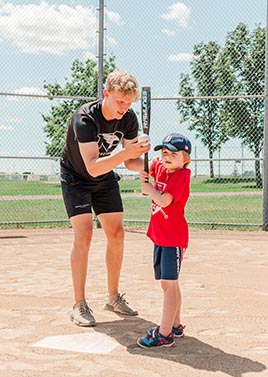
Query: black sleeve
123 110 139 140
73 112 98 143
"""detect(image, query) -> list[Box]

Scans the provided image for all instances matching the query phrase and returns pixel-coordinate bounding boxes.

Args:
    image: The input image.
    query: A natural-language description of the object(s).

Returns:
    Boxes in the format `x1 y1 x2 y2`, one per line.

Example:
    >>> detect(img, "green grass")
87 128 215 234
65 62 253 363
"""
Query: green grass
0 177 261 196
0 199 67 222
0 180 62 196
190 177 260 193
186 195 262 228
122 194 262 230
0 177 263 230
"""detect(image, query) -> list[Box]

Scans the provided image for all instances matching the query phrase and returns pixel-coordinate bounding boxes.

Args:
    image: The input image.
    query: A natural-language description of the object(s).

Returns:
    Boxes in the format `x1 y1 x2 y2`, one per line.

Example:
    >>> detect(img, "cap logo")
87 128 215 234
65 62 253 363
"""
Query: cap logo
164 135 172 142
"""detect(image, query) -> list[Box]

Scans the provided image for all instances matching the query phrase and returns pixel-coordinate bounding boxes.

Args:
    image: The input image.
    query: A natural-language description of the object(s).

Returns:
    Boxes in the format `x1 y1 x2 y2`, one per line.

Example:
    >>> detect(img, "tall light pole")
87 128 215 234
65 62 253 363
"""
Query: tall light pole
95 0 105 228
97 0 105 99
262 0 268 230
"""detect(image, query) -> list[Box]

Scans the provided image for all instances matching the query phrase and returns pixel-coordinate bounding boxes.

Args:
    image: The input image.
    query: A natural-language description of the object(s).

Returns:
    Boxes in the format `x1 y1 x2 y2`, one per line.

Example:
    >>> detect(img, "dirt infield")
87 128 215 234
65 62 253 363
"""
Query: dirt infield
0 227 268 377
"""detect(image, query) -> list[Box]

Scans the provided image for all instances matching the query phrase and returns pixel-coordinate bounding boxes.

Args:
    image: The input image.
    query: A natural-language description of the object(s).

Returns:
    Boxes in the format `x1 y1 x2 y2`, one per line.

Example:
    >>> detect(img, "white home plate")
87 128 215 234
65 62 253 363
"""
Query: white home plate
33 332 119 354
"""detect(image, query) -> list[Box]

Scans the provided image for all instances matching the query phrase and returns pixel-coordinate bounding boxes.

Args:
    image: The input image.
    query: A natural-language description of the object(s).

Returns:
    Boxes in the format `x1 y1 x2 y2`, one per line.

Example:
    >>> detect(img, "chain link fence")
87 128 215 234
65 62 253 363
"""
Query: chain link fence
0 0 267 230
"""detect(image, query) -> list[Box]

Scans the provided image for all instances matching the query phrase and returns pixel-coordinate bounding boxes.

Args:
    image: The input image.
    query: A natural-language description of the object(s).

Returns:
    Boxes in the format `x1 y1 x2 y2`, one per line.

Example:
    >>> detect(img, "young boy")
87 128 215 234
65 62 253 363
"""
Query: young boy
137 133 191 348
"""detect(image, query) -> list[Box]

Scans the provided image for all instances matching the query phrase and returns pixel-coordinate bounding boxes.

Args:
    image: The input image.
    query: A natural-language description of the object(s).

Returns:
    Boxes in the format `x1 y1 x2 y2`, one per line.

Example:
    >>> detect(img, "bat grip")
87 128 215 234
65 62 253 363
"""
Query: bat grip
143 153 149 195
144 153 149 174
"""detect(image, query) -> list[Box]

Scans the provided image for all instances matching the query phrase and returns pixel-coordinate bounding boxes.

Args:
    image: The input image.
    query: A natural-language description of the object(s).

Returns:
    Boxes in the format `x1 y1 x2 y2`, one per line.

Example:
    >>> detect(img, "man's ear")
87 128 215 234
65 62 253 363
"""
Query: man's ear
103 89 109 98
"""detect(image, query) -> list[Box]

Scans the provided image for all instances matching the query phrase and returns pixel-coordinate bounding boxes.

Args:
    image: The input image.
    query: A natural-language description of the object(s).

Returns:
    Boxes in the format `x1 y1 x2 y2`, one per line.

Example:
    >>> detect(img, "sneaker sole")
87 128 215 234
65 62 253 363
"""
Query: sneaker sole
137 339 176 349
174 333 184 338
70 315 96 327
104 303 138 316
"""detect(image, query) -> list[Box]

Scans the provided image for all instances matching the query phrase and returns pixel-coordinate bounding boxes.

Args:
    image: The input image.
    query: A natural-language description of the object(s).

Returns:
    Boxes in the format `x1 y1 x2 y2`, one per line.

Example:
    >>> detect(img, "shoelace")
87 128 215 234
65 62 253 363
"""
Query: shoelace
147 327 158 340
115 293 128 304
79 302 93 315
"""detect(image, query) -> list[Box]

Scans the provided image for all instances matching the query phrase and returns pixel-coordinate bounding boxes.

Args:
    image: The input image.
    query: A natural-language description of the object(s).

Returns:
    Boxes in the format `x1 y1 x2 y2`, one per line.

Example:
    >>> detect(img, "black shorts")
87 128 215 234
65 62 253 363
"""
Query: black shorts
153 245 185 280
61 171 123 218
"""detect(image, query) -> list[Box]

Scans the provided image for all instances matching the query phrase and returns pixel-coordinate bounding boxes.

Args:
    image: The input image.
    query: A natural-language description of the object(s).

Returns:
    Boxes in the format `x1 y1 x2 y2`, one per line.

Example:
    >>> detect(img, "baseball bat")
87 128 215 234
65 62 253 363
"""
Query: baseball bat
141 86 151 174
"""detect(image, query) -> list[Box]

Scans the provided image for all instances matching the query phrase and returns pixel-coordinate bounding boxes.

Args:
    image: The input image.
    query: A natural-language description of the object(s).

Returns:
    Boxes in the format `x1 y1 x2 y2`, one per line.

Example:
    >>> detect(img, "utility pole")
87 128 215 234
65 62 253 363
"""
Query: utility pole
262 0 268 230
97 0 105 99
95 0 105 229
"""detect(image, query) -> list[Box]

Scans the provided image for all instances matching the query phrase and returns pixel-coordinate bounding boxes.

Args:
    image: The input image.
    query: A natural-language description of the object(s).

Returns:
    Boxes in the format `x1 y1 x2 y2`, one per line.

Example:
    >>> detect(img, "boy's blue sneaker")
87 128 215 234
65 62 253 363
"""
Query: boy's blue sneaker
172 324 185 338
137 327 175 348
148 324 185 338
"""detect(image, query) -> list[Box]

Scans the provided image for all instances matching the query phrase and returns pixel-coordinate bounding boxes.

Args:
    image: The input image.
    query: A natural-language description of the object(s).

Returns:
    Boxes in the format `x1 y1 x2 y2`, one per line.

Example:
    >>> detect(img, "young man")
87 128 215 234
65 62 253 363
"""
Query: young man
137 133 191 348
60 70 150 326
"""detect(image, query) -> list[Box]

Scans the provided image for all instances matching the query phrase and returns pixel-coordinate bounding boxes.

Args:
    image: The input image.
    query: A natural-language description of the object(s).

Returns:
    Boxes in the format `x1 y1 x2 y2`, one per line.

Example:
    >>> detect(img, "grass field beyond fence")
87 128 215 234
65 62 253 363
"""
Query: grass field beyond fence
0 177 263 230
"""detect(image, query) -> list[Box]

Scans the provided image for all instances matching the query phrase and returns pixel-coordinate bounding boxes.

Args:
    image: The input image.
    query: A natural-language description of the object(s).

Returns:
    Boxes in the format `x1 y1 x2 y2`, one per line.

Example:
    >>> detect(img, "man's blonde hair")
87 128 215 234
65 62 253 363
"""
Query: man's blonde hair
105 70 140 102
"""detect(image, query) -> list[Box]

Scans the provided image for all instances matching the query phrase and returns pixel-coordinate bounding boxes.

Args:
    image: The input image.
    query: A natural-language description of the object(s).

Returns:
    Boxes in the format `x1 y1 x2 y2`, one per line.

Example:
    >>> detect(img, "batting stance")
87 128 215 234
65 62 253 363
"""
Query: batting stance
137 133 191 348
60 70 150 327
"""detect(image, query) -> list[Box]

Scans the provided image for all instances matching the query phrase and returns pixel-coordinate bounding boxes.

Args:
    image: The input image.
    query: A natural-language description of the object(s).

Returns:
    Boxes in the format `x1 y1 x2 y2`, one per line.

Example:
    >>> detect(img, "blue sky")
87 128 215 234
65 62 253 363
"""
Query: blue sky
0 0 266 173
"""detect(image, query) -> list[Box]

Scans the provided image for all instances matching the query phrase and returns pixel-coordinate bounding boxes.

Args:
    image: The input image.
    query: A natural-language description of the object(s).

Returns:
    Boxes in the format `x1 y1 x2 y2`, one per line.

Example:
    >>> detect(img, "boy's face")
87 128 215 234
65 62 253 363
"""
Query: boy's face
102 89 134 120
161 148 184 172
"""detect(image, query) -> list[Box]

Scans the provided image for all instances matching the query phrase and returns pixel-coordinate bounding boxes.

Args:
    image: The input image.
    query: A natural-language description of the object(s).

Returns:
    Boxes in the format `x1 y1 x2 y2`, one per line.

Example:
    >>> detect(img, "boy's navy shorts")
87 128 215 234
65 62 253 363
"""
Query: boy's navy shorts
153 245 185 280
61 171 123 218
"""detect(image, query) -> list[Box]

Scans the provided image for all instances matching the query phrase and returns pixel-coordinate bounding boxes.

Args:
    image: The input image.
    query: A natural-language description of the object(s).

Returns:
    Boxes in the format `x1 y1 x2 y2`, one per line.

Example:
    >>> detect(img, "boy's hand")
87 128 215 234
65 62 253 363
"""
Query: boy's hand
139 169 150 183
141 181 154 196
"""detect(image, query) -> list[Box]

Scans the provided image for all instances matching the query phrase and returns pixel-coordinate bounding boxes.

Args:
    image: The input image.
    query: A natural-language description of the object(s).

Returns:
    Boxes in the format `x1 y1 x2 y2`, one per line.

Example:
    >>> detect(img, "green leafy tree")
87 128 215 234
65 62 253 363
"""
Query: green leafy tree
177 23 265 186
43 55 116 157
177 42 229 178
216 23 265 188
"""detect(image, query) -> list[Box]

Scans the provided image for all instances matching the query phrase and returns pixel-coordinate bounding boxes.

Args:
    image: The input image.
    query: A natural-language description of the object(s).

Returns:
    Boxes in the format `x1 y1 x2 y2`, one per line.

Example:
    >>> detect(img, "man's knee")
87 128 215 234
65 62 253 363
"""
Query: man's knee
108 226 124 242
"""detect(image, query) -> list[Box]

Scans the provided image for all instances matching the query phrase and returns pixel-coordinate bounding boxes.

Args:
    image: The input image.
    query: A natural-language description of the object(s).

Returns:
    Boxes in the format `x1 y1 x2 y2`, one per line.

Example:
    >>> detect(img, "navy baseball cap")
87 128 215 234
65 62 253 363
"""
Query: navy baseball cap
154 133 192 155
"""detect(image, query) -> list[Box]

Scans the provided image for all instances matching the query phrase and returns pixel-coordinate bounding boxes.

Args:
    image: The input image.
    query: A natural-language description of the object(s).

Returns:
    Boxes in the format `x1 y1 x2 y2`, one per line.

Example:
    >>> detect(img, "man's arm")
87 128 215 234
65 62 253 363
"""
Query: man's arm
78 138 150 177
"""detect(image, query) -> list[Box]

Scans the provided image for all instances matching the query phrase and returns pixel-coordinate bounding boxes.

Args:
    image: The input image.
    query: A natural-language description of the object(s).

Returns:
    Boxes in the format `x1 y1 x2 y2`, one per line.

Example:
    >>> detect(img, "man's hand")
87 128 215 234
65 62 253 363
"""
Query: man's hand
125 139 150 159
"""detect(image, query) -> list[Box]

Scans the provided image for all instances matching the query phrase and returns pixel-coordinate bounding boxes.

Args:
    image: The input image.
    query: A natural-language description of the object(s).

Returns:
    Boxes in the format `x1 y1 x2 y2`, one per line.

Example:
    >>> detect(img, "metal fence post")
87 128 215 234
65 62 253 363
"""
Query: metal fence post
262 0 268 231
95 0 105 229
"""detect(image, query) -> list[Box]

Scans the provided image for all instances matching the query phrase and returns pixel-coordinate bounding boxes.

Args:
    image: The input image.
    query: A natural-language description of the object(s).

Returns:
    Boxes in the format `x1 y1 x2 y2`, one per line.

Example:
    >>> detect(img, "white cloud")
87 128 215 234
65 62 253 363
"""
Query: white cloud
161 2 191 28
0 1 99 55
18 150 33 156
161 28 176 37
14 87 46 95
0 124 13 130
7 116 22 124
8 87 47 101
106 9 124 26
84 51 97 61
168 53 193 62
107 36 117 46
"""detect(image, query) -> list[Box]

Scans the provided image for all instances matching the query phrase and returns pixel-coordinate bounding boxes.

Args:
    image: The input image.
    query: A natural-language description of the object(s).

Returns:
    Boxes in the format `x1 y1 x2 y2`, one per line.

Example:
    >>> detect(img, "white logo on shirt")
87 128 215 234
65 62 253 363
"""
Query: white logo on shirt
152 181 168 219
152 204 168 219
98 132 124 153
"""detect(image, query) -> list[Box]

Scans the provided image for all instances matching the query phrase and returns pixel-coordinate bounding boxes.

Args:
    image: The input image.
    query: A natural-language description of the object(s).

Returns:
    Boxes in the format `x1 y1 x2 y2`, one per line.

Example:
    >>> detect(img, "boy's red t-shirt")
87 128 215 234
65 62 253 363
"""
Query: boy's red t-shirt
146 159 191 248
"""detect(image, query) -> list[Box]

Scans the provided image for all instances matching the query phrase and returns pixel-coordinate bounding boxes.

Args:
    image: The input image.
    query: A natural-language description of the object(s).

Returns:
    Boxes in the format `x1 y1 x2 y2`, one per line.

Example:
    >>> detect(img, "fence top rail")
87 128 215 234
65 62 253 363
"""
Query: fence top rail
0 156 263 162
191 157 263 162
0 156 60 160
0 92 265 101
0 92 96 101
153 94 265 101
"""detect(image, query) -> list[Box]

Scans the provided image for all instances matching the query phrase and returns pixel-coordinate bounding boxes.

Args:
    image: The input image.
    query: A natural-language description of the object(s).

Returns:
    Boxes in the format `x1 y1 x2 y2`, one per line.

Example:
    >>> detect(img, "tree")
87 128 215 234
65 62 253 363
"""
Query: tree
43 55 116 157
216 23 265 188
177 42 229 178
177 23 265 186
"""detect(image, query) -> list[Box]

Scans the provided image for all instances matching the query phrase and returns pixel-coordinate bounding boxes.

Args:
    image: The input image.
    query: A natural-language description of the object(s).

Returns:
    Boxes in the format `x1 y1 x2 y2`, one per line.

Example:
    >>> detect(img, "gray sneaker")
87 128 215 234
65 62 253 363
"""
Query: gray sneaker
104 293 138 316
70 300 96 327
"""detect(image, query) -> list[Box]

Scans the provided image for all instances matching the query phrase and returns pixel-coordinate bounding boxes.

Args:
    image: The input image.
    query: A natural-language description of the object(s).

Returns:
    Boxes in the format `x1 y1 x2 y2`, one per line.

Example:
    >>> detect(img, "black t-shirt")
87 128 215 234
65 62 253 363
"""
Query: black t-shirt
60 100 139 182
